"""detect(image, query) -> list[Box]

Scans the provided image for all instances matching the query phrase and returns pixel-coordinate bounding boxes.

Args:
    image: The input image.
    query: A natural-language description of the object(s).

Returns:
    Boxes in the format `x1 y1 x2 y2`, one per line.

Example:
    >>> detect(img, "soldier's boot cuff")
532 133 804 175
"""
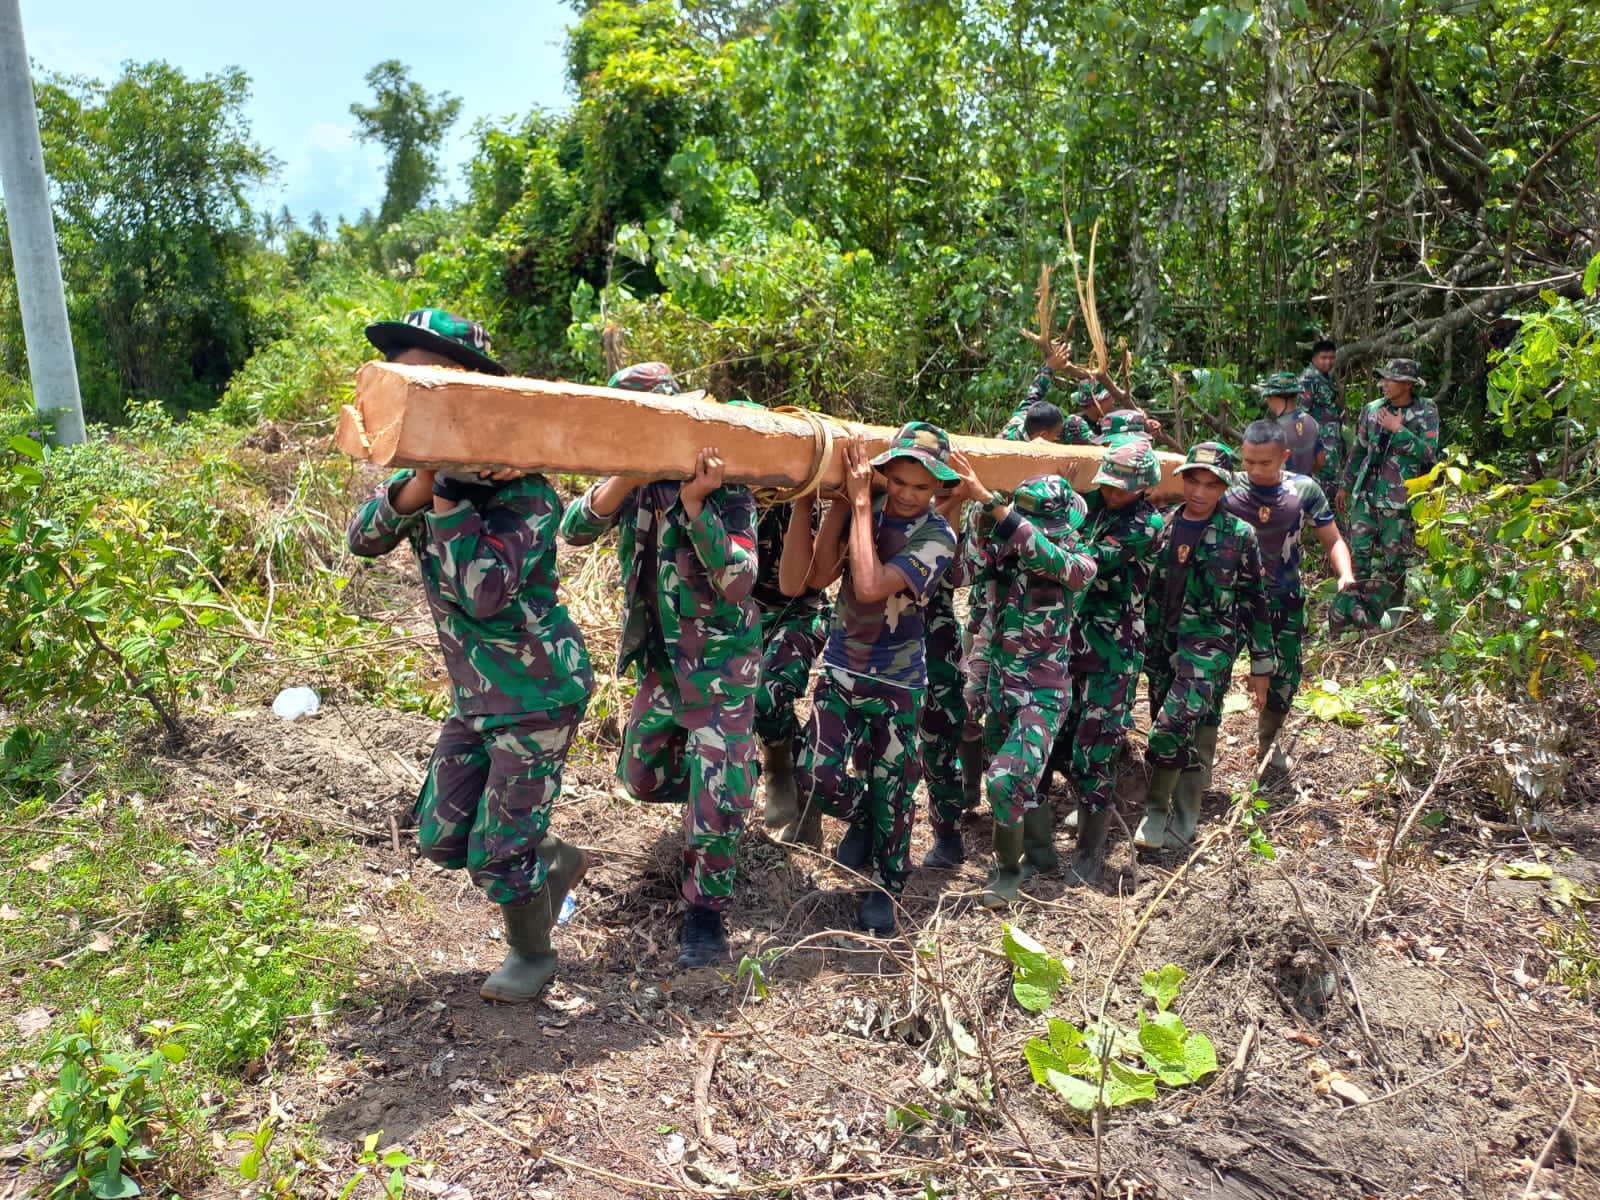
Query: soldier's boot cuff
1021 804 1059 876
481 898 559 1003
834 820 872 871
1065 805 1111 888
1194 724 1221 792
1166 771 1204 848
1133 768 1181 850
761 739 800 831
538 836 589 918
1255 709 1289 772
981 823 1027 909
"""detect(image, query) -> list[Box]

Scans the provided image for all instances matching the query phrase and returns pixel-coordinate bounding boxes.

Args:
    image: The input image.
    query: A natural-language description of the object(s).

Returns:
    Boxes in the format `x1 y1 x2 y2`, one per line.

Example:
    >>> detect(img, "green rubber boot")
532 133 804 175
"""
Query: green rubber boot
1065 805 1111 887
1133 767 1181 850
958 732 984 810
762 738 803 840
1256 709 1288 774
1194 723 1220 793
1021 804 1058 876
981 823 1027 909
481 836 588 1004
1166 769 1204 848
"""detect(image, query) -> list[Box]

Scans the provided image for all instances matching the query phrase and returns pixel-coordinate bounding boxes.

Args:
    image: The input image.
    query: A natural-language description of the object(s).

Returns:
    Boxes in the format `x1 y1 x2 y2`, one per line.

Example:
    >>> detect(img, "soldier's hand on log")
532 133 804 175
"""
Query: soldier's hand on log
843 436 873 504
482 468 526 483
679 447 725 517
1247 674 1269 712
946 449 990 505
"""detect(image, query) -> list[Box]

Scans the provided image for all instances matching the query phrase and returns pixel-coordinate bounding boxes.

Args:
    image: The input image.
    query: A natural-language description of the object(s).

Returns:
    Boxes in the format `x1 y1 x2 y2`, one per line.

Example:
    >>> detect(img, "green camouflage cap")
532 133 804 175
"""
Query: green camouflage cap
365 308 506 376
1071 379 1110 409
870 420 960 485
1255 371 1303 397
1174 440 1237 484
1375 358 1425 386
1012 474 1084 533
1099 408 1149 437
1092 437 1162 490
608 361 682 394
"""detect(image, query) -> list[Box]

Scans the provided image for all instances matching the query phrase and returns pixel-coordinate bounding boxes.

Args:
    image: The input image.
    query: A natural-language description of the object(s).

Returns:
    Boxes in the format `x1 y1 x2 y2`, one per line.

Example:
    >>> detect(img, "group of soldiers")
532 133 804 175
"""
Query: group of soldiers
347 309 1440 1002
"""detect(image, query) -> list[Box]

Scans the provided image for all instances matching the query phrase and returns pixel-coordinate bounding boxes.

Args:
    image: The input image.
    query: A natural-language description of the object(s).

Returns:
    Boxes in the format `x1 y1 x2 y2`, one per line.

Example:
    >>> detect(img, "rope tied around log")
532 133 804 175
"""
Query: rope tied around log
751 406 837 507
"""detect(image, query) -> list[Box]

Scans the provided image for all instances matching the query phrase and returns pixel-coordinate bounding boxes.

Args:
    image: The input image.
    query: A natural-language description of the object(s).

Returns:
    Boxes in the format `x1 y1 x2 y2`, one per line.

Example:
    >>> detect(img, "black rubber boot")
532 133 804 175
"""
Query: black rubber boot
677 905 728 968
835 819 871 871
761 738 799 834
1133 767 1181 850
1065 805 1110 887
922 830 965 869
858 890 896 935
982 823 1027 910
958 732 984 810
1021 804 1058 876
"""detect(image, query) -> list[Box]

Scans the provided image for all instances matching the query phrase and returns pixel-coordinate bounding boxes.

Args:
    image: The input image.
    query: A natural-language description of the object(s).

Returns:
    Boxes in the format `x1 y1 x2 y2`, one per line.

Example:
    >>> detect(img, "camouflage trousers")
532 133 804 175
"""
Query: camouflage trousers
1204 592 1306 724
961 596 993 731
1052 662 1141 812
754 603 828 747
415 705 586 906
797 667 924 894
1316 444 1344 517
1330 498 1414 631
619 667 758 911
921 591 969 839
982 690 1063 827
1145 635 1231 771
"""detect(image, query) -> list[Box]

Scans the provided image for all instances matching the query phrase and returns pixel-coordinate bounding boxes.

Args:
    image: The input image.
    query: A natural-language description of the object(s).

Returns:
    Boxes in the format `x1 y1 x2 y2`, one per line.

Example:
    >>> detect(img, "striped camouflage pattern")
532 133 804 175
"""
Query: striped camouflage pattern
1299 364 1345 497
920 578 969 837
999 368 1096 444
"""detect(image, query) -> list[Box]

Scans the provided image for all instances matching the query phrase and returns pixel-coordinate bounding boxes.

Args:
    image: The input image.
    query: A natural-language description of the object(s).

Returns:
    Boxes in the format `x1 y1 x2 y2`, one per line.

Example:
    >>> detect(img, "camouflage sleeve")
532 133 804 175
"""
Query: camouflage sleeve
1338 406 1373 492
992 500 1097 590
686 486 758 603
1085 508 1162 576
427 484 553 620
885 516 956 601
1239 532 1274 675
1024 367 1055 407
1390 403 1440 468
1297 476 1336 527
347 471 425 558
560 482 630 546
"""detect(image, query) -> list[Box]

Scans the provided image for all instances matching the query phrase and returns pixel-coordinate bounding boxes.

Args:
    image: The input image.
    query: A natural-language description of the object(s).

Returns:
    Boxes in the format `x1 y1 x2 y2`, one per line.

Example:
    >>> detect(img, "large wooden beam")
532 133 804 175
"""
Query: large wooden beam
337 361 1184 500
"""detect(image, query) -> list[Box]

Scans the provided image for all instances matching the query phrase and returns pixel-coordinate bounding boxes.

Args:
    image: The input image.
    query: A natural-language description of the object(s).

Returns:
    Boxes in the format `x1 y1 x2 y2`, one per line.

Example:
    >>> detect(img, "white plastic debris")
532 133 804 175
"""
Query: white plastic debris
271 686 321 720
558 893 577 924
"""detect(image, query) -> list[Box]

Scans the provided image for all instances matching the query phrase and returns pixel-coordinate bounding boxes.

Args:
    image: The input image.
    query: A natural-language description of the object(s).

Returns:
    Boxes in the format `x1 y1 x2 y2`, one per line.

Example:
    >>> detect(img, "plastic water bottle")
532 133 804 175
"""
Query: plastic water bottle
557 893 577 924
271 686 321 720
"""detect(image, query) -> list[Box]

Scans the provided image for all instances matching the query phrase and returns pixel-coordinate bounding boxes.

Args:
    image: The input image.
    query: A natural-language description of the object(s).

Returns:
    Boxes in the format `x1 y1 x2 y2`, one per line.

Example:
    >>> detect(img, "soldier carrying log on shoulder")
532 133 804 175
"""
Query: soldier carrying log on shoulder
346 310 594 1004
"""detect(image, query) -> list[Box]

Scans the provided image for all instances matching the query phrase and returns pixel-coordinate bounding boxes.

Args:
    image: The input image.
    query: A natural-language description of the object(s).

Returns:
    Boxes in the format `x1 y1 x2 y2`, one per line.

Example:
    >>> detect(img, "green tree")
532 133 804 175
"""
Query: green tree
350 60 463 227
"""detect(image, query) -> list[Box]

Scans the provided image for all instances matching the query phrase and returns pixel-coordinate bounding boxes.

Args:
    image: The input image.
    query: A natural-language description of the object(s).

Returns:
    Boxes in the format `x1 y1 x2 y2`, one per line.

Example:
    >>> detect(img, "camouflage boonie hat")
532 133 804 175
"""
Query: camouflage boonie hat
1375 358 1425 386
1255 371 1303 397
1174 441 1237 484
608 362 681 394
1012 474 1084 534
365 308 506 376
870 420 959 485
1071 380 1110 409
1099 409 1149 438
1092 438 1162 490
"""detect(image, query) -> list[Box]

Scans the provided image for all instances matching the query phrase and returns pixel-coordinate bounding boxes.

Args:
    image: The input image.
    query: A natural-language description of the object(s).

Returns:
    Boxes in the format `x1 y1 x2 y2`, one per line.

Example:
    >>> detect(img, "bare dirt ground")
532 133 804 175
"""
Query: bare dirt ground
117 675 1600 1200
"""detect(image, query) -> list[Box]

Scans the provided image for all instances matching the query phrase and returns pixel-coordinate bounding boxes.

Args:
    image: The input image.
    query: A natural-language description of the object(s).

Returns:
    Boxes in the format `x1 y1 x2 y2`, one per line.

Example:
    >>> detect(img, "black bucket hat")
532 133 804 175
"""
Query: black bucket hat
365 309 507 376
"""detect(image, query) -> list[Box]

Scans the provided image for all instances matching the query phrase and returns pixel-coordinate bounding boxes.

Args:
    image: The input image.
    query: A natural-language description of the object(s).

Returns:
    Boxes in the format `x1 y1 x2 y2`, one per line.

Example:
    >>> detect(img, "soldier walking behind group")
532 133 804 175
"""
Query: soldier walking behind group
1257 372 1324 478
560 362 761 968
1331 358 1440 633
785 425 962 934
347 310 594 1003
1300 340 1345 504
1139 443 1273 851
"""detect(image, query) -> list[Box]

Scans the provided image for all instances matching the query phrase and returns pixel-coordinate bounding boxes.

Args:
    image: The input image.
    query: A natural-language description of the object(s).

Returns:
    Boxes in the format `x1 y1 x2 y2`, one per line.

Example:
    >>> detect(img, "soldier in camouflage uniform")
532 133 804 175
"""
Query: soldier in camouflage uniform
1300 340 1344 504
999 367 1099 444
1140 443 1274 851
1257 372 1324 478
1330 358 1440 633
560 362 761 968
1216 421 1356 777
1047 438 1165 886
347 310 593 1004
786 425 963 934
964 476 1097 907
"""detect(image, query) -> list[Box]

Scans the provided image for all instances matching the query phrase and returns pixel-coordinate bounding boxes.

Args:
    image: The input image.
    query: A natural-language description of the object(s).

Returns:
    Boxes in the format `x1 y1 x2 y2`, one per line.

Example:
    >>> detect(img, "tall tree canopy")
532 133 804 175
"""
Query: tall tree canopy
350 60 463 227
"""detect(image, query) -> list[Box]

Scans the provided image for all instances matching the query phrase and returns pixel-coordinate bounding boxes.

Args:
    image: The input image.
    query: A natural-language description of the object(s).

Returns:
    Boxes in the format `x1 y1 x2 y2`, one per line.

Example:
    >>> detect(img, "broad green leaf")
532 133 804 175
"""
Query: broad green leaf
1002 923 1068 1012
1141 964 1187 1012
8 434 44 461
1042 1067 1103 1113
1183 1033 1219 1080
1104 1060 1159 1107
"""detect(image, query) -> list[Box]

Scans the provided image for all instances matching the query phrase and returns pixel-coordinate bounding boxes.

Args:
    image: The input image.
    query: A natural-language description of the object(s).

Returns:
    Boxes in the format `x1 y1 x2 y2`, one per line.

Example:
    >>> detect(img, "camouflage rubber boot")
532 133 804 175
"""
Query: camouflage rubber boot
1256 709 1288 774
1166 769 1203 848
481 895 557 1003
1021 805 1058 876
1133 768 1181 850
981 823 1027 910
958 732 984 810
1065 805 1110 887
1195 723 1220 793
761 738 799 834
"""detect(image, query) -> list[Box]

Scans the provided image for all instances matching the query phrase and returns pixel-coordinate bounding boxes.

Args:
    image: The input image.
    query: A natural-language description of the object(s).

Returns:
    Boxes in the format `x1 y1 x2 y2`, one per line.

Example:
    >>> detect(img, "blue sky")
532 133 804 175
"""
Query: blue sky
18 0 576 224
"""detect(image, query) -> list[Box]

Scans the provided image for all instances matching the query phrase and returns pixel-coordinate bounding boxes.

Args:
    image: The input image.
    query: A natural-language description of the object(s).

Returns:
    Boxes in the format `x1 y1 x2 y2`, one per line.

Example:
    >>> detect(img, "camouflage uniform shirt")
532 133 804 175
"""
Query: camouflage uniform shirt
1147 506 1275 676
1224 474 1334 596
753 502 827 615
1071 492 1166 673
561 480 761 706
999 368 1097 444
347 471 593 716
1339 397 1441 510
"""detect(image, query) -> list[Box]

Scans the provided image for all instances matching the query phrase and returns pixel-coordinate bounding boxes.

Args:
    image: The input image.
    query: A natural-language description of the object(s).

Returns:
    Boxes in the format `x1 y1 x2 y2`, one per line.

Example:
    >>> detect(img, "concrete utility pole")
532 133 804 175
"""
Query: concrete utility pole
0 0 85 444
